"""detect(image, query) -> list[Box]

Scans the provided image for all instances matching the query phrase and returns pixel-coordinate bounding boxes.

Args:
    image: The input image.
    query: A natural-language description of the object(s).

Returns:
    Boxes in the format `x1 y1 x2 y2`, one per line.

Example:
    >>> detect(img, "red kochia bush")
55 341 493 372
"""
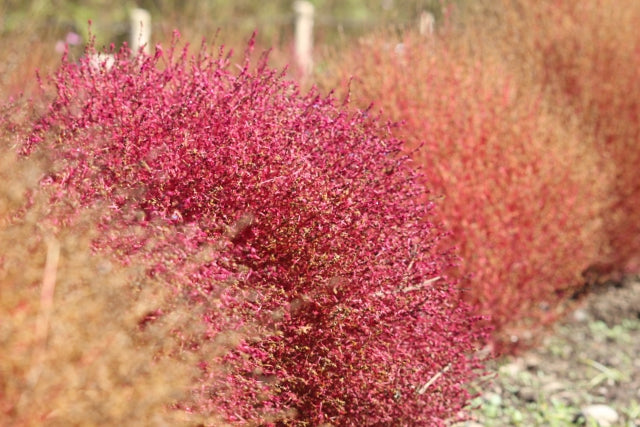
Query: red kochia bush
21 34 486 425
521 0 640 273
316 31 607 352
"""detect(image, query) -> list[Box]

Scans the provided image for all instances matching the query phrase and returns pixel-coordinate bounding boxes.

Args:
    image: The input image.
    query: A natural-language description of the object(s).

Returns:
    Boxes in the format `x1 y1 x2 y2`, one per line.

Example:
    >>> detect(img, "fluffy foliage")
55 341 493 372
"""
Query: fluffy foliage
316 27 608 352
486 0 640 273
0 146 224 425
19 35 486 425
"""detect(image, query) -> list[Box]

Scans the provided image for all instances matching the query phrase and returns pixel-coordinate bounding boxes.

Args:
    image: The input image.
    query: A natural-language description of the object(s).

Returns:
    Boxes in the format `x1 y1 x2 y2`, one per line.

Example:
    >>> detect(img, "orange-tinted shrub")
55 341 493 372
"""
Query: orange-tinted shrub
317 27 608 351
0 147 228 425
477 0 640 273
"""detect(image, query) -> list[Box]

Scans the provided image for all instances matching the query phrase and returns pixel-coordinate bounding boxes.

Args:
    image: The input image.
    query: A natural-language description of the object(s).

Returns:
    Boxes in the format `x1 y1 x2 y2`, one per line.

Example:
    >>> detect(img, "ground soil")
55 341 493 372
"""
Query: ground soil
463 276 640 426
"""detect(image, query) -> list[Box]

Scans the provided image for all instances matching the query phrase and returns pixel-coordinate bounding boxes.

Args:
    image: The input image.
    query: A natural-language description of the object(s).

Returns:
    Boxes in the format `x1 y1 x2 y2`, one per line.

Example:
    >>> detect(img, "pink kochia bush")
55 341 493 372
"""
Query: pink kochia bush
21 34 486 425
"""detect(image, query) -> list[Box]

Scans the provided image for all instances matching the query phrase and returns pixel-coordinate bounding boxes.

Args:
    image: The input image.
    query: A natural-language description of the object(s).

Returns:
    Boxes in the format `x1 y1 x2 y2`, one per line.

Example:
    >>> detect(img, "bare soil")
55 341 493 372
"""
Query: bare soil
463 276 640 426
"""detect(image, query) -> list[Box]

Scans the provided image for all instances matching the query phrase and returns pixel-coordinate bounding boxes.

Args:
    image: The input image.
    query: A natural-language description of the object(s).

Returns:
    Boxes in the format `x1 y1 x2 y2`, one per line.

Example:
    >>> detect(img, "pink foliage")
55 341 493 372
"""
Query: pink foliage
21 34 486 425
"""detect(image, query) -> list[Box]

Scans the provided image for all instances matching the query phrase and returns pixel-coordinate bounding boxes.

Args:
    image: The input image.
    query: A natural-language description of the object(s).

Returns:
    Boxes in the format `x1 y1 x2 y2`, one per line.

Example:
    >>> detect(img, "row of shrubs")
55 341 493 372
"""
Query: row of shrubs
3 0 639 424
316 0 640 352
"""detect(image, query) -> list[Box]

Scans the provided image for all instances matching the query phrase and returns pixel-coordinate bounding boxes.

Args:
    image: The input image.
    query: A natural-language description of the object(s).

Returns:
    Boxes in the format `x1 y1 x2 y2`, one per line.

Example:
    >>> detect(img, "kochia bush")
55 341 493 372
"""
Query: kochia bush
316 30 607 352
505 0 640 273
0 146 214 425
21 34 486 425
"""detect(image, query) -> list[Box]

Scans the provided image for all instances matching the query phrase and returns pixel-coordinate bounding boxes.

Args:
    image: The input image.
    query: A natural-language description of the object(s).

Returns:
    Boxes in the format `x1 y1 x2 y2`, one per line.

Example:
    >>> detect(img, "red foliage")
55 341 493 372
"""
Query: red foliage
524 0 640 273
20 34 487 425
317 30 607 352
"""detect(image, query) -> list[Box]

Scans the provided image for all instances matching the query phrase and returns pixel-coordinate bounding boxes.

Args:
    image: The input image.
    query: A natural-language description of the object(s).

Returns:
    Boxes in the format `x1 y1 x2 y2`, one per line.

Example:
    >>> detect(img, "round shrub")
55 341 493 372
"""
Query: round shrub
316 29 607 352
21 34 486 425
